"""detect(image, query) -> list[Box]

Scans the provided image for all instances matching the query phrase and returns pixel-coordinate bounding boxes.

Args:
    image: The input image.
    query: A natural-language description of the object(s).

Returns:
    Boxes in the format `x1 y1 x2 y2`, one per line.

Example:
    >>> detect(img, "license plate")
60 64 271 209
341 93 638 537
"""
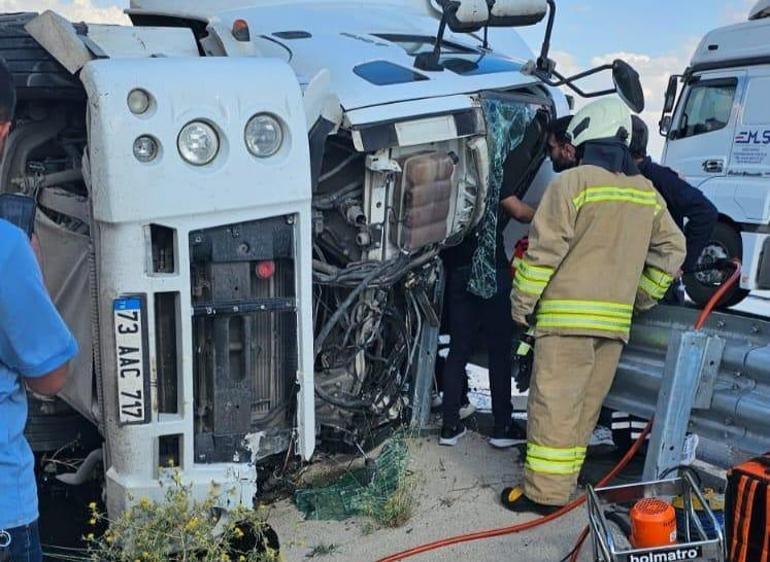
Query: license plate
113 296 149 425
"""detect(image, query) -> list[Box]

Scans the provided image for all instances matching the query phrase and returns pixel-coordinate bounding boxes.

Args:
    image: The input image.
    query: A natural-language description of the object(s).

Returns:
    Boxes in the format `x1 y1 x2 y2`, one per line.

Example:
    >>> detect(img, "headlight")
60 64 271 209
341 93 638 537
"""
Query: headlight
127 89 151 115
244 114 283 157
178 121 219 166
133 135 159 162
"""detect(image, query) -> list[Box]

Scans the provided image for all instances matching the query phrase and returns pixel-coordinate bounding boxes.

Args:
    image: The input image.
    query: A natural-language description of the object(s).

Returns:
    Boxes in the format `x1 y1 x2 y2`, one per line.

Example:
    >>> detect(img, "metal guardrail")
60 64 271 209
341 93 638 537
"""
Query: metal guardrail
607 305 770 470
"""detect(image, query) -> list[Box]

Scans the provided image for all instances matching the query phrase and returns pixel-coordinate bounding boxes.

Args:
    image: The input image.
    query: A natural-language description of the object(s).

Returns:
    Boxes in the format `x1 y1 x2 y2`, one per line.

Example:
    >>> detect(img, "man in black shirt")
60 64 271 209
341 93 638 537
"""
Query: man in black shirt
439 184 534 447
630 116 718 280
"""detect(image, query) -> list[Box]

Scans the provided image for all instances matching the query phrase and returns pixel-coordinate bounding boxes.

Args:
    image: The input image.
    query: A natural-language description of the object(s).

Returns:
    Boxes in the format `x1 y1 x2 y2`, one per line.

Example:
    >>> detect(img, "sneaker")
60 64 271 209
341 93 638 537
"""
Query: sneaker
439 422 467 446
489 424 526 449
459 402 476 420
589 425 615 447
500 487 559 515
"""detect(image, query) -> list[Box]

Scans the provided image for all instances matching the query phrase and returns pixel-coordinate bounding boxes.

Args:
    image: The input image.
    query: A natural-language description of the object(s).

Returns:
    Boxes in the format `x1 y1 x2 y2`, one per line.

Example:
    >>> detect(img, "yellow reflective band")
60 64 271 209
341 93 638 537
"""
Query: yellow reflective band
638 266 674 300
644 266 674 286
538 300 633 321
527 443 586 461
573 187 658 211
536 315 631 334
513 275 548 296
525 456 584 476
517 260 554 282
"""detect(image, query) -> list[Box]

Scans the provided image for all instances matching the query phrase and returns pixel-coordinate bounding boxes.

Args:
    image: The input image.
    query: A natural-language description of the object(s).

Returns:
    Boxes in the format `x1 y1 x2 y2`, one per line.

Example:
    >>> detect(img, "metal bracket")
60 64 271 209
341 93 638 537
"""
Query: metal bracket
642 330 725 480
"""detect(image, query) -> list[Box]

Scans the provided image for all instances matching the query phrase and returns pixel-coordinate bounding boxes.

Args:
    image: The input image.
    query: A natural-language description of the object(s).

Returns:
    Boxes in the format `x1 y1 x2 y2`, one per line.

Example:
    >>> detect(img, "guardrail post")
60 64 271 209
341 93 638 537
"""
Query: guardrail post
642 330 725 480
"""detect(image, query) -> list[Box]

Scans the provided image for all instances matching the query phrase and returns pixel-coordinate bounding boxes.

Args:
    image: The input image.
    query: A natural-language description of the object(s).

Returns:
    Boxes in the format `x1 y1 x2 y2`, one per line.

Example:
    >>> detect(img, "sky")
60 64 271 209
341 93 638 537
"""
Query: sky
3 0 760 157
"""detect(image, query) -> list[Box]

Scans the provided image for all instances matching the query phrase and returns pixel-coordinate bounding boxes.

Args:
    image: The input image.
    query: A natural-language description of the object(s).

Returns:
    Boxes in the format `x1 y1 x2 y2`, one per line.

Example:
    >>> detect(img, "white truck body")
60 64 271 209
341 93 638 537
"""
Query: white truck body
661 0 770 297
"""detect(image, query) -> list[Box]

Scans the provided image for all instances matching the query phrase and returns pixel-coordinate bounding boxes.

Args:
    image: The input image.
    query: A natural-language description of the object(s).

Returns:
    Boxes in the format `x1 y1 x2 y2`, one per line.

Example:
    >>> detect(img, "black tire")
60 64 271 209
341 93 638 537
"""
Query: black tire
683 221 748 308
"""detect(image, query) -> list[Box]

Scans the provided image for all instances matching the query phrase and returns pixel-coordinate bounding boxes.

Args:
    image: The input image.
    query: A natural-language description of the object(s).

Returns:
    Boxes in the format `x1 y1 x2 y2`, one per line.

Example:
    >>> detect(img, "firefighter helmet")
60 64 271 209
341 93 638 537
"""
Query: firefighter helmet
567 97 632 147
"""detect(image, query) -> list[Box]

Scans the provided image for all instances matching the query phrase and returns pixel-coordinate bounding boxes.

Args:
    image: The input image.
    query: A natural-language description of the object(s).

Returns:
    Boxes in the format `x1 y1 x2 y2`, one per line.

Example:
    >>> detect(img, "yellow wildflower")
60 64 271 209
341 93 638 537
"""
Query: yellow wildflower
233 527 244 539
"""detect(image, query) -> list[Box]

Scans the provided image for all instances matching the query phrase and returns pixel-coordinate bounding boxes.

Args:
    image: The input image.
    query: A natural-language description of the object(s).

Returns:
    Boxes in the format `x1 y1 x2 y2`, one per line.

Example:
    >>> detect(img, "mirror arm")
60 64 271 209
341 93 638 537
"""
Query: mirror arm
415 13 448 71
536 0 557 72
535 67 616 98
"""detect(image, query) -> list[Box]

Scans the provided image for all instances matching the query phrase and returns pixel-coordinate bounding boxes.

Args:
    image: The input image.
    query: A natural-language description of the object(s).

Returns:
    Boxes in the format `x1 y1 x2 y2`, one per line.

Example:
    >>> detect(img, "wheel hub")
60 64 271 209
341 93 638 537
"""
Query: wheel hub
695 243 730 286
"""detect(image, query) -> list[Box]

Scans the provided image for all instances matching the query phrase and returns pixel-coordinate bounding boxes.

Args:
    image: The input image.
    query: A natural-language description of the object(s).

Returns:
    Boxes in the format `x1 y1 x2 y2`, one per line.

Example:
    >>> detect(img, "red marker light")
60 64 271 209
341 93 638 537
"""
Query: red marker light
256 260 276 279
232 19 251 42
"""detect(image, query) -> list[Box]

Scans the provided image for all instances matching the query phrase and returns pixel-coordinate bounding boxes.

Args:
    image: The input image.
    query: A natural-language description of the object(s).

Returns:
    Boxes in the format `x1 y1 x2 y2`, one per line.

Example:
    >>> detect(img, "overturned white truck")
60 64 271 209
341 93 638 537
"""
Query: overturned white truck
0 0 644 516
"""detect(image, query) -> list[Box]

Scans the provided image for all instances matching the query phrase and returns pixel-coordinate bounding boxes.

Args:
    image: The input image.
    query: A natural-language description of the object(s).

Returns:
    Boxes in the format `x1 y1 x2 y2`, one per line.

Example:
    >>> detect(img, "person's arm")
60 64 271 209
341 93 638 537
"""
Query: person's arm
501 195 535 224
510 175 577 325
677 185 718 272
0 226 78 396
635 199 687 311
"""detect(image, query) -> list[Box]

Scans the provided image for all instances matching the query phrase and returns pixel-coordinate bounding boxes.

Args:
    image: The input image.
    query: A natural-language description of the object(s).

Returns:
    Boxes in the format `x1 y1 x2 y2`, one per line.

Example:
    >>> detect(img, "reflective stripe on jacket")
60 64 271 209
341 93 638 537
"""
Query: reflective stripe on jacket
510 164 686 342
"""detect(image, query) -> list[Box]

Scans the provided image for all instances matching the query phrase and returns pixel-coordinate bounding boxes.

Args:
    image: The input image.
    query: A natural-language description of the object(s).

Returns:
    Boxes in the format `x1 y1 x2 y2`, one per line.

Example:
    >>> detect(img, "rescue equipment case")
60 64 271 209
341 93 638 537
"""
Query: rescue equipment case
726 454 770 562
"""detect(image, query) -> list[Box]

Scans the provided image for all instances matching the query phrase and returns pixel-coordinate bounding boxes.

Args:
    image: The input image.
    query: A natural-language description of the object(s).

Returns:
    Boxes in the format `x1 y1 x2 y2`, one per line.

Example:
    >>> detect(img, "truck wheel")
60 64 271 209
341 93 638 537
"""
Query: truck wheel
683 222 748 308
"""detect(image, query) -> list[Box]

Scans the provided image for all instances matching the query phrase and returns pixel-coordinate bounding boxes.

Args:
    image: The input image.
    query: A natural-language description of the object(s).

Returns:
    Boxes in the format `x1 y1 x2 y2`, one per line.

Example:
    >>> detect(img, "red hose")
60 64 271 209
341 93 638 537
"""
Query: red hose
694 259 742 331
377 422 653 562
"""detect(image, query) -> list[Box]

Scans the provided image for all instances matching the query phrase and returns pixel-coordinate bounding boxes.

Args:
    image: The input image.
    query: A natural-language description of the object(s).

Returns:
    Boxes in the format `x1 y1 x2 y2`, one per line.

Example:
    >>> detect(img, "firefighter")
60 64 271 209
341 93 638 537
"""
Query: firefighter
501 98 686 514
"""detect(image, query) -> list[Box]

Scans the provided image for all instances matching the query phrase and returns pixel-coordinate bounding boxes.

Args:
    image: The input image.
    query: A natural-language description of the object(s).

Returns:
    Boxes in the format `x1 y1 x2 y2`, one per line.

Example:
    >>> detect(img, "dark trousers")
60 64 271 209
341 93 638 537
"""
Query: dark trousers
0 520 42 562
442 266 514 428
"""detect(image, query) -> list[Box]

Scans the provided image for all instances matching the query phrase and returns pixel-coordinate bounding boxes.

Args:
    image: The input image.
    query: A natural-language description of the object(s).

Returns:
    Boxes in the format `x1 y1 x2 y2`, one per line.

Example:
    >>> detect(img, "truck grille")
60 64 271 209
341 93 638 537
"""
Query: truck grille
189 216 298 464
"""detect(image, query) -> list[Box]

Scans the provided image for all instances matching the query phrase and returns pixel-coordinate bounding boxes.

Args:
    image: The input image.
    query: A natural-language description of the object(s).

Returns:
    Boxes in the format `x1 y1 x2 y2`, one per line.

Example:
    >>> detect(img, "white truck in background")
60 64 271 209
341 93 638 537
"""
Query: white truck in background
0 0 644 519
659 0 770 307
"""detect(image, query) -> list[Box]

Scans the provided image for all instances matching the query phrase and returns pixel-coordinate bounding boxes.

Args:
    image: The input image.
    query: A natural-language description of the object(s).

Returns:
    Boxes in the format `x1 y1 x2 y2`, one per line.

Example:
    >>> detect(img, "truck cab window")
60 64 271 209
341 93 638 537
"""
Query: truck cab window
675 79 737 139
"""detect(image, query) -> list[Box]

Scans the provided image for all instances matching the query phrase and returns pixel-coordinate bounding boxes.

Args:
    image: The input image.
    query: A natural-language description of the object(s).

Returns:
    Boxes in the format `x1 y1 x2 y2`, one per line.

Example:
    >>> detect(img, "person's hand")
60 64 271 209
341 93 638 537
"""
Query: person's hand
30 233 43 266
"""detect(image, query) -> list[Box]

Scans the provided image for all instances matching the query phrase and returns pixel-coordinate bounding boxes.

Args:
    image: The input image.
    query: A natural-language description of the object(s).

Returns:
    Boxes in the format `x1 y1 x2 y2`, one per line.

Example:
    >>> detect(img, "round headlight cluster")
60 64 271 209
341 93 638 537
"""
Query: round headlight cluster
245 114 283 157
178 121 220 166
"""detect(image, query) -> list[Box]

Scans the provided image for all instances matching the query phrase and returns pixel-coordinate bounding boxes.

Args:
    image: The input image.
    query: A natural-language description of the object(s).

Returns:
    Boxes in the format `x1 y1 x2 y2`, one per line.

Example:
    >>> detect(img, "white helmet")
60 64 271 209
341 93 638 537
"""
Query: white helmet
567 97 632 148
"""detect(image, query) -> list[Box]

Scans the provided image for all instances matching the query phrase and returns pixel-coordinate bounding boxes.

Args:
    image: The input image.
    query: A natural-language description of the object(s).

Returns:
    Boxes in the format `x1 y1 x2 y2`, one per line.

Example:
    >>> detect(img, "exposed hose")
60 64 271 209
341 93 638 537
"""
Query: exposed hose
379 261 743 562
694 258 741 331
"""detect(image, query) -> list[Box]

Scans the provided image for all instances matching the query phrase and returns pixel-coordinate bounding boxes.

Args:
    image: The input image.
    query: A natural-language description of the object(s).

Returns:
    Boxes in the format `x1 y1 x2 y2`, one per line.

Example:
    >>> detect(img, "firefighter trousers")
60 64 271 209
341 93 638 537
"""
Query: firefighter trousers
524 335 624 506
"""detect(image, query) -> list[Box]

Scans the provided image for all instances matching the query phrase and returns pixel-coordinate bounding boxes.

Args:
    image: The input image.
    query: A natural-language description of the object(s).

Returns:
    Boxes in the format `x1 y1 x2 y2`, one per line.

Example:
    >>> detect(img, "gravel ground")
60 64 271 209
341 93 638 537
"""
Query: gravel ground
267 431 593 562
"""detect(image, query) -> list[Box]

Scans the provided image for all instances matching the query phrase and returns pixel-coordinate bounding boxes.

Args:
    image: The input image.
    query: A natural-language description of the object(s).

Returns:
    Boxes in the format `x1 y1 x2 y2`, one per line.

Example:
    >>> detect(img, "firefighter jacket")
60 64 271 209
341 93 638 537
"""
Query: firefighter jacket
511 164 686 343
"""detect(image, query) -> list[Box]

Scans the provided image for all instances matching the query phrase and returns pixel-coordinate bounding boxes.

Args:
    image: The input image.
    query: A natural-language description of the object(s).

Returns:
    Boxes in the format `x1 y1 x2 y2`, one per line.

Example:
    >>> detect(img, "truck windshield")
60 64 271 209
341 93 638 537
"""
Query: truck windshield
675 78 737 139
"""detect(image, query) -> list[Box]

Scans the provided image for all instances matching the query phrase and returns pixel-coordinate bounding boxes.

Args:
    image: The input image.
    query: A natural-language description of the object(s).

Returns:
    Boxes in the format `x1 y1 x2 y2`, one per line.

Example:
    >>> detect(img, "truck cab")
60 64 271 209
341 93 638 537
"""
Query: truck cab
0 0 643 518
660 0 770 306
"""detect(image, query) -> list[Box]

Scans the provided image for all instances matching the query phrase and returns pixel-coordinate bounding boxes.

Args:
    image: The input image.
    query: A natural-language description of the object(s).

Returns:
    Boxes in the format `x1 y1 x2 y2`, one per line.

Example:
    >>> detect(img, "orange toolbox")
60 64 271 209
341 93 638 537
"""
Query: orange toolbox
726 454 770 562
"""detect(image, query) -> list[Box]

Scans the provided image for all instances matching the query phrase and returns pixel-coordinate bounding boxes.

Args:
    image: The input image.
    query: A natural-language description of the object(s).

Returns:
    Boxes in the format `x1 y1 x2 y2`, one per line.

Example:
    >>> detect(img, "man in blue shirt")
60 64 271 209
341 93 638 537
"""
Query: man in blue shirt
0 60 78 562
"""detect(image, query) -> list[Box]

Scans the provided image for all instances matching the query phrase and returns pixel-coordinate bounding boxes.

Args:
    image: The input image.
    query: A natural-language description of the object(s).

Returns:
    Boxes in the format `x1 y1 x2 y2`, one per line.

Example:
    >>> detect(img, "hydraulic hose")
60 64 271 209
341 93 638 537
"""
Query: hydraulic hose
379 261 743 562
694 258 741 331
377 422 652 562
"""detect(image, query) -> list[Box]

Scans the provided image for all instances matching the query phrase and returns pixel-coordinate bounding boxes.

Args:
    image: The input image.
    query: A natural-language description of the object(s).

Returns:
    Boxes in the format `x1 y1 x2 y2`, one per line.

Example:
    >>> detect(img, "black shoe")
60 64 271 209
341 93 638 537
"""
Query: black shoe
489 424 526 449
439 422 467 446
500 487 559 515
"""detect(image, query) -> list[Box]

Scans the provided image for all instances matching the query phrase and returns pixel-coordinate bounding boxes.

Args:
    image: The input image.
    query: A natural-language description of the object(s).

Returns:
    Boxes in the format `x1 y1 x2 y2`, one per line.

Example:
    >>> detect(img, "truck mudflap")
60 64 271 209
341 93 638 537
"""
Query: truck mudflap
608 305 770 469
80 56 313 516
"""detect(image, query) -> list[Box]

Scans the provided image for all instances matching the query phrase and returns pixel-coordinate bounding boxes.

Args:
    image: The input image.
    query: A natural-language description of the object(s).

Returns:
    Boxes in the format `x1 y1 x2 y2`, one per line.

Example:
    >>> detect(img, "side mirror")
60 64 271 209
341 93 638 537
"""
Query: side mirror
438 0 490 32
659 115 673 137
663 75 679 113
437 0 548 32
612 59 645 113
487 0 548 27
